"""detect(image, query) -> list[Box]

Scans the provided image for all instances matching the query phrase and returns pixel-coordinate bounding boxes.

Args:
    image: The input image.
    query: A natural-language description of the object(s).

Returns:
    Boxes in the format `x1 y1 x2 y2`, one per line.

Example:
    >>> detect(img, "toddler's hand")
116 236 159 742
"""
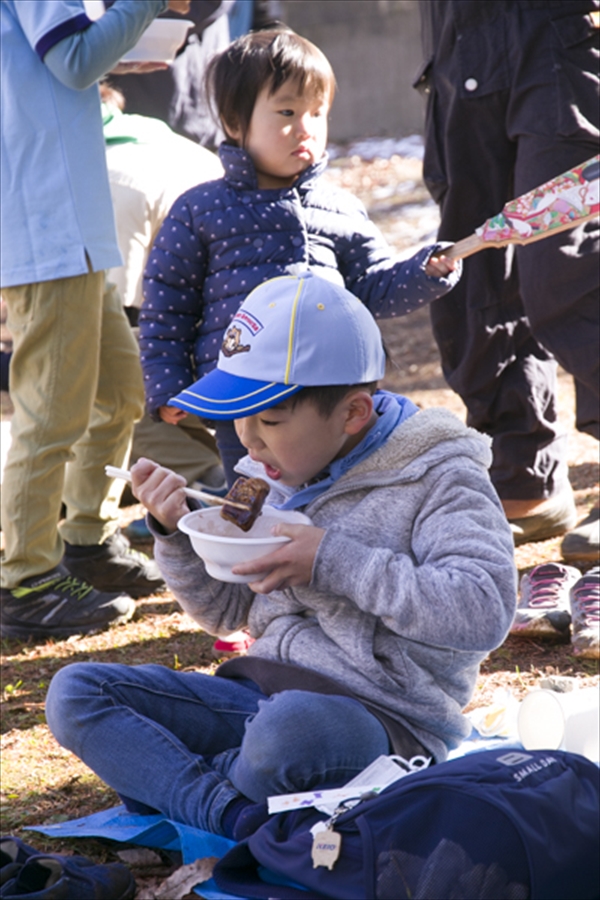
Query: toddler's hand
232 523 325 594
167 0 192 12
425 254 457 278
130 457 189 533
159 405 188 425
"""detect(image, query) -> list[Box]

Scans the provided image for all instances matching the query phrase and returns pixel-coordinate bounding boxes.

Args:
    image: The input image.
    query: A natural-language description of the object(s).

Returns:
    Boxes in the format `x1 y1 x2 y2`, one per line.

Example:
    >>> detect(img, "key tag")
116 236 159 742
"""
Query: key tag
311 827 342 870
309 794 375 870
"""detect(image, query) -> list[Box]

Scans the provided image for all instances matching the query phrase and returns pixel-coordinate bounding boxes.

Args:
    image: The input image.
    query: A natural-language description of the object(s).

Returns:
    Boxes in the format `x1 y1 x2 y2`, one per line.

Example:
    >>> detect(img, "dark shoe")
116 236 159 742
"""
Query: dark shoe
0 854 135 899
570 567 600 659
510 562 580 640
1 837 81 888
63 531 165 599
561 506 600 563
0 567 135 640
1 836 38 886
509 491 577 546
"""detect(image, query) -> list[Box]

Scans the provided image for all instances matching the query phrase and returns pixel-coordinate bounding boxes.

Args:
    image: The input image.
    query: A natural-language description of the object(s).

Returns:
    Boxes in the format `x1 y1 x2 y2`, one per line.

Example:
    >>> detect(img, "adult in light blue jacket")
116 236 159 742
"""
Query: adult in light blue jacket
0 0 191 641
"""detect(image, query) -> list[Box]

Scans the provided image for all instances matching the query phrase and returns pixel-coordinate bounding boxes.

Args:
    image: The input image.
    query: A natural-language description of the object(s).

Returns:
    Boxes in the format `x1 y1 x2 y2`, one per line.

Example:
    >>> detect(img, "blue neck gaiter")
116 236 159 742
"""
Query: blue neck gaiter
274 390 419 510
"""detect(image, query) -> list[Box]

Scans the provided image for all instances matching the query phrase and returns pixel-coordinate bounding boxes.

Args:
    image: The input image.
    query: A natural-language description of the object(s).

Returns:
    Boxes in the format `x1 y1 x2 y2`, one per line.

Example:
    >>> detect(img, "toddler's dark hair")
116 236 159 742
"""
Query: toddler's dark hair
205 28 336 144
288 383 378 418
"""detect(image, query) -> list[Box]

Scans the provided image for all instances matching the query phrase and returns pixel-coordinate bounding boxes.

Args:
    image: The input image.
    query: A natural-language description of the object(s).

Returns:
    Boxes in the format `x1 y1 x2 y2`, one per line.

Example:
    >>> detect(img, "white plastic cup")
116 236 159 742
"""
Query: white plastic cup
517 688 599 762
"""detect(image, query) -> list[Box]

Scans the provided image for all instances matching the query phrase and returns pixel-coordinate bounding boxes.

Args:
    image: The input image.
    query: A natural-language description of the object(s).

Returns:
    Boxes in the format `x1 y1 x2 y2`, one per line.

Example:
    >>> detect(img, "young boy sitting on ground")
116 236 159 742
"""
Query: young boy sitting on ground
46 273 516 841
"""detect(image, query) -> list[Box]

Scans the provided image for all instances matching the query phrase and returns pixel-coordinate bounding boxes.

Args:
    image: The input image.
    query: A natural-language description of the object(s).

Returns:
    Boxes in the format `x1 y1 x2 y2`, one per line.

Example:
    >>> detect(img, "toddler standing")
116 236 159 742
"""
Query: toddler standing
140 27 461 483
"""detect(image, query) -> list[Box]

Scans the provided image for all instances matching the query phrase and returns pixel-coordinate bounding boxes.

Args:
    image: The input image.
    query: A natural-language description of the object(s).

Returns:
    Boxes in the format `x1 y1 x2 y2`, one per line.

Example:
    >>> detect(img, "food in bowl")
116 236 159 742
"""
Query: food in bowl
178 506 312 583
120 19 193 64
221 476 270 532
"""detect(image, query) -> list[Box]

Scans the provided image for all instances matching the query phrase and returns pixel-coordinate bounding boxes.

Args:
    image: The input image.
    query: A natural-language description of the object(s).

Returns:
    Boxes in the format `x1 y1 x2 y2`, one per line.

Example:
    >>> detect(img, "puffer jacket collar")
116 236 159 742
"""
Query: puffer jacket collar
218 142 329 192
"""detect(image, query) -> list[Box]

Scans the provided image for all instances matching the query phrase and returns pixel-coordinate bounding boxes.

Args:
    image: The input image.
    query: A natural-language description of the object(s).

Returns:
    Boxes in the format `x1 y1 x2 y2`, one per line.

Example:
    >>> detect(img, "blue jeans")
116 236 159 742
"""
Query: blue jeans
46 663 390 835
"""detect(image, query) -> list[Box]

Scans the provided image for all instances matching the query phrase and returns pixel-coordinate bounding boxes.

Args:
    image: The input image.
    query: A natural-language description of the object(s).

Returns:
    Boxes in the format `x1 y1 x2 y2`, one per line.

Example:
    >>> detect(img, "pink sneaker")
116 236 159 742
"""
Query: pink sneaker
511 562 581 639
212 630 255 659
570 567 600 659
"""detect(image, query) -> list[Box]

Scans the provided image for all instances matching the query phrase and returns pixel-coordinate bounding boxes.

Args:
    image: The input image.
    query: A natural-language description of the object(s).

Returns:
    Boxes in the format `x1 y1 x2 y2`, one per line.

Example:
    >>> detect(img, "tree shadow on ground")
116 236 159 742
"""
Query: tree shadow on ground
482 634 599 678
1 627 217 735
1 772 120 837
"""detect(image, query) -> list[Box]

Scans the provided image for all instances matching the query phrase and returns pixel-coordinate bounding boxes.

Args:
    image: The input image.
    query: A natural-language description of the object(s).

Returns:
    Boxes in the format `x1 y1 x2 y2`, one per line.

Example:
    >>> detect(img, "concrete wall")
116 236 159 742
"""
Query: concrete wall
276 0 425 143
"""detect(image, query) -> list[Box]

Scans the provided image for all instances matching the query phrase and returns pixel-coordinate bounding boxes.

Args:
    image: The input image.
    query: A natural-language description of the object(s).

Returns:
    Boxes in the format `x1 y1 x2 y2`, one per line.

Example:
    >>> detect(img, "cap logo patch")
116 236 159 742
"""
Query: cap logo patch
221 325 250 358
232 308 264 336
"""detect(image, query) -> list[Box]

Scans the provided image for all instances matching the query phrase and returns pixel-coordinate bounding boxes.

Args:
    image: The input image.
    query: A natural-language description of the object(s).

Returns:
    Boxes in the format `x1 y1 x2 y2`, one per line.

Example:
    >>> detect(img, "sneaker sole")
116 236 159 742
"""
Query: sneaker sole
510 497 578 546
510 621 571 640
511 517 577 546
0 608 135 640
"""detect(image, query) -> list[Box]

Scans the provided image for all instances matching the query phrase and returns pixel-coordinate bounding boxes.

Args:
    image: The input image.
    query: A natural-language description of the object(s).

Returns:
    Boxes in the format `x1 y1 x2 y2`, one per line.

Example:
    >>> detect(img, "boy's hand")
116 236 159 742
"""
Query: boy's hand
232 523 325 594
130 457 189 533
159 404 188 425
425 254 457 278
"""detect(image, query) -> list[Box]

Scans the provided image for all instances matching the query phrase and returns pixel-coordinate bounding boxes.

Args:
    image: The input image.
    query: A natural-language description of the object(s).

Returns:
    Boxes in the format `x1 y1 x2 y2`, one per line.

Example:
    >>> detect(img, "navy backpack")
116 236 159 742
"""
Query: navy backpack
213 748 600 900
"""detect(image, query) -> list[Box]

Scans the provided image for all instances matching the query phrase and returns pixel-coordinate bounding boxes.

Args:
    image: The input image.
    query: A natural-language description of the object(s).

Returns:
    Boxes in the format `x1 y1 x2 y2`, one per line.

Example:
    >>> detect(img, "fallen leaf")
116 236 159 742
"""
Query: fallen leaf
138 857 218 900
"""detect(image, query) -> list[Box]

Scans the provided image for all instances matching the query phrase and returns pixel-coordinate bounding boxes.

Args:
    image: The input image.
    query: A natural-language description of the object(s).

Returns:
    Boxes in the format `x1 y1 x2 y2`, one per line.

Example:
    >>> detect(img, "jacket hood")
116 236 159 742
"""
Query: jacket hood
346 407 492 485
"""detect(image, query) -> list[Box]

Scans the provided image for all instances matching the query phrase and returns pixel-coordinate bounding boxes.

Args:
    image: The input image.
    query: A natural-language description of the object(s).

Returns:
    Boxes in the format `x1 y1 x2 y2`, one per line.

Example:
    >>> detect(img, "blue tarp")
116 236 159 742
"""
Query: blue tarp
27 805 239 899
26 732 519 899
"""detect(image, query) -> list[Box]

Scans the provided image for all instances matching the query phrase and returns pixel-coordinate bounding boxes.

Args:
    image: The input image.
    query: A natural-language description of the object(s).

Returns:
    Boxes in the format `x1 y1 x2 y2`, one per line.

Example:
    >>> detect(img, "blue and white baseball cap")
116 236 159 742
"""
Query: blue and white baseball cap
169 272 386 420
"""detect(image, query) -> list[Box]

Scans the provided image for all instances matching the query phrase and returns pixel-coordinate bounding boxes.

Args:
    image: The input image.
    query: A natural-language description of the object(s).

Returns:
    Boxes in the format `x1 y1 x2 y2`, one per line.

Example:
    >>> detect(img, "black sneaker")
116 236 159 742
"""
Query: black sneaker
63 530 165 598
0 566 135 640
1 853 136 899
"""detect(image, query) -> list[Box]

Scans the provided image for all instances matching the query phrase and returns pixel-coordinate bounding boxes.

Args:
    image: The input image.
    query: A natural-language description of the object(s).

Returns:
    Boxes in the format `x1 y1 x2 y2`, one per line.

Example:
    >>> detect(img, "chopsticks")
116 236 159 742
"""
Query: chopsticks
105 466 250 511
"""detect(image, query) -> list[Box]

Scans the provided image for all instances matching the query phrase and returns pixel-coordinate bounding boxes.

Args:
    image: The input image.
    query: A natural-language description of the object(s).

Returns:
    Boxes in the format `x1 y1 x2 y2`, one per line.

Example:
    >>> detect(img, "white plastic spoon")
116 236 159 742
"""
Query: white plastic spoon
105 465 249 510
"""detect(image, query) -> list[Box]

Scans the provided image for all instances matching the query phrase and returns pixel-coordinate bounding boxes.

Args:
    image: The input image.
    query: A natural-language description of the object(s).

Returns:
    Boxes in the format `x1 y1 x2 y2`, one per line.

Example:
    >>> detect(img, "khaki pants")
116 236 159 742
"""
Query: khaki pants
131 411 222 487
1 272 144 588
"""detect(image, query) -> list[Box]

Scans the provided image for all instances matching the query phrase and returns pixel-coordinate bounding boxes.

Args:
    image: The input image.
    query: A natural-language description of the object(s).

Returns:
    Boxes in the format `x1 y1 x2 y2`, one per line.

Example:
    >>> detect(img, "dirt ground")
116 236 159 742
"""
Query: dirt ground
1 153 598 898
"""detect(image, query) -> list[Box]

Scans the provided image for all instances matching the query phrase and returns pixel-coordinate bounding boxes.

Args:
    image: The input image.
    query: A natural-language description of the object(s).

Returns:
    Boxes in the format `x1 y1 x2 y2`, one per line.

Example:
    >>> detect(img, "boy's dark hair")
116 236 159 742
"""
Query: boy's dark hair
205 28 336 144
287 383 378 419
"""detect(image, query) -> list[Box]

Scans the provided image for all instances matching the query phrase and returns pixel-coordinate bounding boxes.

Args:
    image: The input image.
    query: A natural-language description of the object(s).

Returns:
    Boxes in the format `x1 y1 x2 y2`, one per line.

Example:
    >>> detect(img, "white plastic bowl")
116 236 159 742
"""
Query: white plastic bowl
178 506 312 583
121 19 194 64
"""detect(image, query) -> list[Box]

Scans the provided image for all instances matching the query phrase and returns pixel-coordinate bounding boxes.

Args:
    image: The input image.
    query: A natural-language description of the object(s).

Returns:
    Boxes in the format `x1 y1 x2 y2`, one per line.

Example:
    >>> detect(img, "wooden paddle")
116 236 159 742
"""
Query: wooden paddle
446 155 600 260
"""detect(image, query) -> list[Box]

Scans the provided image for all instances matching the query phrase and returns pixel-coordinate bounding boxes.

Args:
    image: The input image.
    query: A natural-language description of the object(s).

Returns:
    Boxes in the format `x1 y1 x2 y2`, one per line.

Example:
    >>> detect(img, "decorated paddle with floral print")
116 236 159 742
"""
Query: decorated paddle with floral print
447 155 600 260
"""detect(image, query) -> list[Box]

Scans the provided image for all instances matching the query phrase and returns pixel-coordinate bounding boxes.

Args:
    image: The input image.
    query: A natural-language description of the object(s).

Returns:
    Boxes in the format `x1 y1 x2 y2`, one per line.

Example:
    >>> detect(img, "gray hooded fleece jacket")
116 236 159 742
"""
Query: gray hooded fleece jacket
151 407 517 762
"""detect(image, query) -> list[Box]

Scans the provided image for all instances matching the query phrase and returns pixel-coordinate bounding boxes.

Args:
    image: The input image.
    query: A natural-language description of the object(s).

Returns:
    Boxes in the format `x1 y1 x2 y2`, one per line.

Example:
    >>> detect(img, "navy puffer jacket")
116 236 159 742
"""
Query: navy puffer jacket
140 143 460 416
